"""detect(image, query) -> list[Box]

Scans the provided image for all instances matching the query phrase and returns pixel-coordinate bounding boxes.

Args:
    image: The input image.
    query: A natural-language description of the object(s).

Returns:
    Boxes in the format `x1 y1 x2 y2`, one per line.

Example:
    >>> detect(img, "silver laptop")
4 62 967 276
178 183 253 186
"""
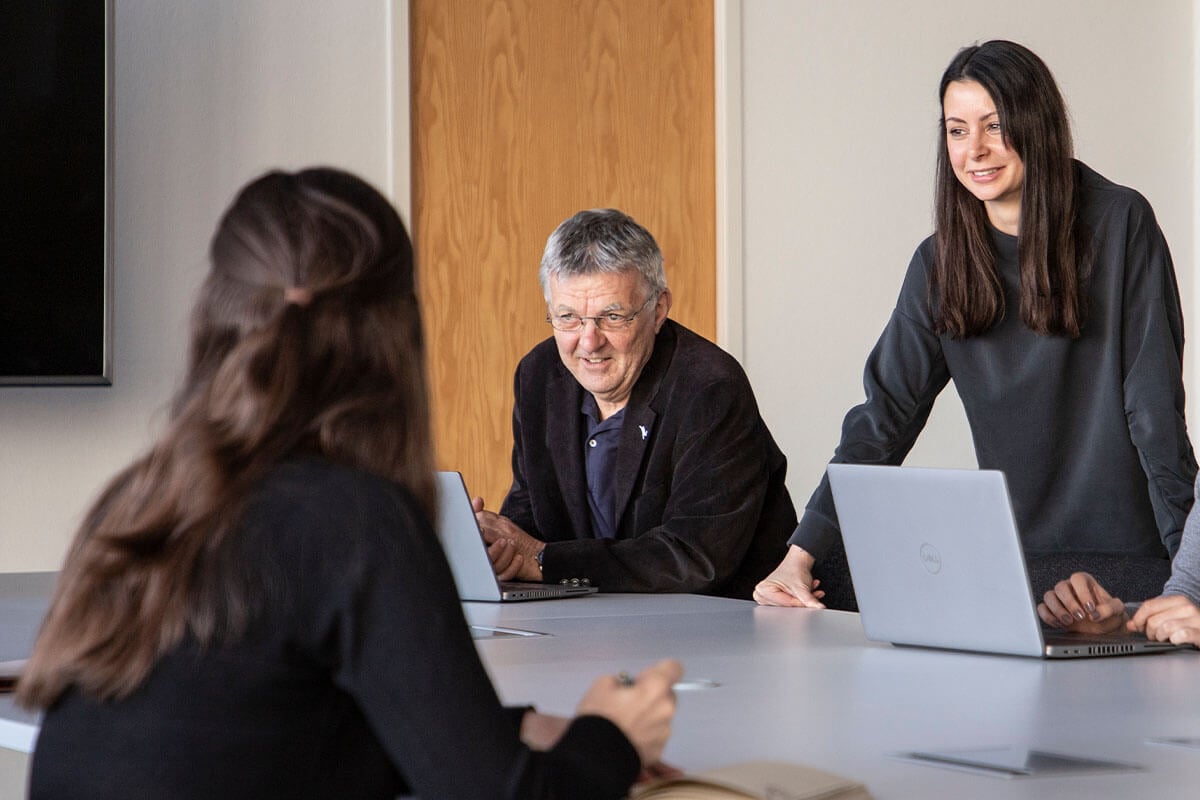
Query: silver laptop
827 464 1192 659
435 471 597 602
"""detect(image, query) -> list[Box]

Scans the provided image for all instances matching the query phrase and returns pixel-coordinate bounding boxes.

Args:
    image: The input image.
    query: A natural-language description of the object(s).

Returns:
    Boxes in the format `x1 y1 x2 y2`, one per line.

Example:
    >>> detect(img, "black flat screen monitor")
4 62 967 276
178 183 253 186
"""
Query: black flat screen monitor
0 0 111 385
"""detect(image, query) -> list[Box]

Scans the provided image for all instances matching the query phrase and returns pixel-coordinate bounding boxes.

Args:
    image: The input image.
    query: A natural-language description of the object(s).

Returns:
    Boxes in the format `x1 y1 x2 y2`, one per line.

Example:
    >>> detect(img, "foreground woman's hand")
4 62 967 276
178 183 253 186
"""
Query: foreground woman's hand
519 712 571 750
636 761 685 784
576 659 683 767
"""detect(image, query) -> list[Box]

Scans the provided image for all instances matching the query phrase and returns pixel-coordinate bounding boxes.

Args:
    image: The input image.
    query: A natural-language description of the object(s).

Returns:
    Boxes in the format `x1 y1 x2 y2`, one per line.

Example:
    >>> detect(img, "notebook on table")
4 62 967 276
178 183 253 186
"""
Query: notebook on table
434 471 597 602
826 463 1193 659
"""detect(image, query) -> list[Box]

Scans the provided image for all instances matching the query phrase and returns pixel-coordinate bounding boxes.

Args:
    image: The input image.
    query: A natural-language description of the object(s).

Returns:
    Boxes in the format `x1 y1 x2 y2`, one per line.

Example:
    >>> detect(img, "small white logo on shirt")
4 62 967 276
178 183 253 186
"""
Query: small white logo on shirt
639 424 649 440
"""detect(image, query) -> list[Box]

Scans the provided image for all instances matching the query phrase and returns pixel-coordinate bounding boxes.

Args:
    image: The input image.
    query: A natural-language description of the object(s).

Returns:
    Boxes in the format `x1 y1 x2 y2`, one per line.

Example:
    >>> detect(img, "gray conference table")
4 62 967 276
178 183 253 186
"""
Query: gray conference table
465 594 1200 799
0 573 55 753
4 579 1200 798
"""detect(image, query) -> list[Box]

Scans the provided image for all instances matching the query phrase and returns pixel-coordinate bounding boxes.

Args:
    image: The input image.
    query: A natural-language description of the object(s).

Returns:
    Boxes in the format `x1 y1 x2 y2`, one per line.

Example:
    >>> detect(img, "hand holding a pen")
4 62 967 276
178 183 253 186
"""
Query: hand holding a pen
576 659 683 767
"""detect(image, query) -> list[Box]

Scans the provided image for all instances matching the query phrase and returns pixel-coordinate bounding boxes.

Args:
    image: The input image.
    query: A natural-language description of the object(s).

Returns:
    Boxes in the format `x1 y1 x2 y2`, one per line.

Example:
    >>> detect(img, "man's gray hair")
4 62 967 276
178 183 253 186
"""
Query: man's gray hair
539 209 667 301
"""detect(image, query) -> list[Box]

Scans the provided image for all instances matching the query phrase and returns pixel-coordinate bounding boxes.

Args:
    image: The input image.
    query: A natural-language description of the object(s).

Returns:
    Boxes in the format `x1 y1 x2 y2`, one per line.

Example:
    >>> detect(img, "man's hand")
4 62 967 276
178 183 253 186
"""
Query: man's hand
472 496 545 582
753 545 826 608
1129 594 1200 646
1036 572 1127 633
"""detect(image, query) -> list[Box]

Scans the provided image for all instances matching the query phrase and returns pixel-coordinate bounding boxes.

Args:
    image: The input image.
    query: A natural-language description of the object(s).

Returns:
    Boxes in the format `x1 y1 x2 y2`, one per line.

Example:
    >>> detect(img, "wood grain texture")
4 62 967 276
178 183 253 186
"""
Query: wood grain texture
411 0 715 507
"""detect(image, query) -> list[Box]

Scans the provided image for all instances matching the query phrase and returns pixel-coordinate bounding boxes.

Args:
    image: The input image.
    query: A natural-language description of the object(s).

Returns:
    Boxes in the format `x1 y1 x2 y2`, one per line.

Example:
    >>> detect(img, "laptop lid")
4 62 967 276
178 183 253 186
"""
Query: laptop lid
826 464 1188 659
434 471 597 602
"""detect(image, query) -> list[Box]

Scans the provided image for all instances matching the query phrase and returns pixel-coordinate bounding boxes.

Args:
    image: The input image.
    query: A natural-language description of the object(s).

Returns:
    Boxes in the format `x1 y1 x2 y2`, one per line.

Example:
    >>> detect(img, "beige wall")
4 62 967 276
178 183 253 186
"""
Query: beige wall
738 0 1197 505
0 0 403 571
0 1 1197 571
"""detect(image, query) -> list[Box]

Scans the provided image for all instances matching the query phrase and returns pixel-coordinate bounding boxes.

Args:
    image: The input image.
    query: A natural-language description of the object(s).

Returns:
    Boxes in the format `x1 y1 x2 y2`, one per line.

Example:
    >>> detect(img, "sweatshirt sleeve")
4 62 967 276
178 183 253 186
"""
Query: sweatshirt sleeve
1162 475 1200 604
1119 193 1197 557
789 243 951 559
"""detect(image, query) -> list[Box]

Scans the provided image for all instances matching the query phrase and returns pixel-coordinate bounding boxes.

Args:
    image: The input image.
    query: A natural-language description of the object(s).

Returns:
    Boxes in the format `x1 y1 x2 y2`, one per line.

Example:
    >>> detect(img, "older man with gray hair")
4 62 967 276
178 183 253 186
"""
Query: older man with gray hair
471 209 795 599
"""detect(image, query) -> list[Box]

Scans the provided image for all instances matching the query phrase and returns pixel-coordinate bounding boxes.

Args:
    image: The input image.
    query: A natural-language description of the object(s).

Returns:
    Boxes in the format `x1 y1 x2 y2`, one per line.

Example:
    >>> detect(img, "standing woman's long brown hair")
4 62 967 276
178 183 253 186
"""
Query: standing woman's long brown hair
18 168 436 707
931 40 1090 338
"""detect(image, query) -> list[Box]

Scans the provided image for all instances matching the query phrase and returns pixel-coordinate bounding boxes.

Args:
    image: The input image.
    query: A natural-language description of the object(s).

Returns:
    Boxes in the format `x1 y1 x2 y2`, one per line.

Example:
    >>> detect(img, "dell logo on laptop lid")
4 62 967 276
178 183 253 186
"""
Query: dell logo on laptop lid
920 542 942 574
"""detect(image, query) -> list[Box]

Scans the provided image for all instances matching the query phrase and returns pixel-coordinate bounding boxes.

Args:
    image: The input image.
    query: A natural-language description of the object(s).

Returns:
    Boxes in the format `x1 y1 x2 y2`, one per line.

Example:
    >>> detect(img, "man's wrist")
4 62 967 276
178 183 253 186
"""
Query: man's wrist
534 546 545 578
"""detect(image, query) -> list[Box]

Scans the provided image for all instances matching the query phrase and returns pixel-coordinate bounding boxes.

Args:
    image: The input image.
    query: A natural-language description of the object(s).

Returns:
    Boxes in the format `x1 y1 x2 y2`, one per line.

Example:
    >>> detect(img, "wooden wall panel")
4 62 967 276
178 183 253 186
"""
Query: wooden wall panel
411 0 715 506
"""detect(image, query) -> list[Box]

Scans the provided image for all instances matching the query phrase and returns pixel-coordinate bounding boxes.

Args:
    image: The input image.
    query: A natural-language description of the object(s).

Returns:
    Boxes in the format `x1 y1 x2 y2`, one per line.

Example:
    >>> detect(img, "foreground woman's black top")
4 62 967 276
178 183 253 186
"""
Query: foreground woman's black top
31 459 639 799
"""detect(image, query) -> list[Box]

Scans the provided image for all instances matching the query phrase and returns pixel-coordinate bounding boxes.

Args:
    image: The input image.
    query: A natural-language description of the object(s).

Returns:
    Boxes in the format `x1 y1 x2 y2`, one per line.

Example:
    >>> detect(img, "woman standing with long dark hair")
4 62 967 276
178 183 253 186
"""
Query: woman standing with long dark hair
19 168 681 799
756 40 1195 611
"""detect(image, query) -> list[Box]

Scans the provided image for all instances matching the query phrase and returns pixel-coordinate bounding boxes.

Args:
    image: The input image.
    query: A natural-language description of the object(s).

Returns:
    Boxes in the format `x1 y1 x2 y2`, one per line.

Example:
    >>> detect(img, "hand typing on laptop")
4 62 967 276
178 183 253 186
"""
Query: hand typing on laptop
1130 596 1200 646
1037 572 1128 634
1039 572 1200 646
472 495 545 583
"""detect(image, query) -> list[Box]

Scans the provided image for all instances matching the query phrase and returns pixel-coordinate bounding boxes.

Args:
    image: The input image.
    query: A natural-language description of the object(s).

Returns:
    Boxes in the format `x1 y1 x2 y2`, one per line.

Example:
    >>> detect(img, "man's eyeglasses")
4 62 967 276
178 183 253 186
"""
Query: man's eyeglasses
545 295 656 332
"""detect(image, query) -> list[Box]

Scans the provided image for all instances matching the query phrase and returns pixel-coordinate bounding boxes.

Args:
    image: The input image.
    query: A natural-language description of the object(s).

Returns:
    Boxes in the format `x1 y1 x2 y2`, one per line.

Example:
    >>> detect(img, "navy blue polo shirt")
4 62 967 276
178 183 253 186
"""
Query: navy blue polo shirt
581 394 625 539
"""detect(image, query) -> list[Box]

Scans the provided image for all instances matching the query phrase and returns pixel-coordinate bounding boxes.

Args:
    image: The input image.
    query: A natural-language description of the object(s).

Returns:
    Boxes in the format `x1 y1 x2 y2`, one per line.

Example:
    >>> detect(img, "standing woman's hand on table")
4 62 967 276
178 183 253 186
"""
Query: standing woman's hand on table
753 545 826 608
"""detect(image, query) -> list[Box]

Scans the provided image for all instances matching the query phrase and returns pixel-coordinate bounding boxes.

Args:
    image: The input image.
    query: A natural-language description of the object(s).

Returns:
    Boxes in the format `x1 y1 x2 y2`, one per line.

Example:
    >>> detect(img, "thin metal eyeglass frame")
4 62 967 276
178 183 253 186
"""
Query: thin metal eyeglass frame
545 293 657 332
